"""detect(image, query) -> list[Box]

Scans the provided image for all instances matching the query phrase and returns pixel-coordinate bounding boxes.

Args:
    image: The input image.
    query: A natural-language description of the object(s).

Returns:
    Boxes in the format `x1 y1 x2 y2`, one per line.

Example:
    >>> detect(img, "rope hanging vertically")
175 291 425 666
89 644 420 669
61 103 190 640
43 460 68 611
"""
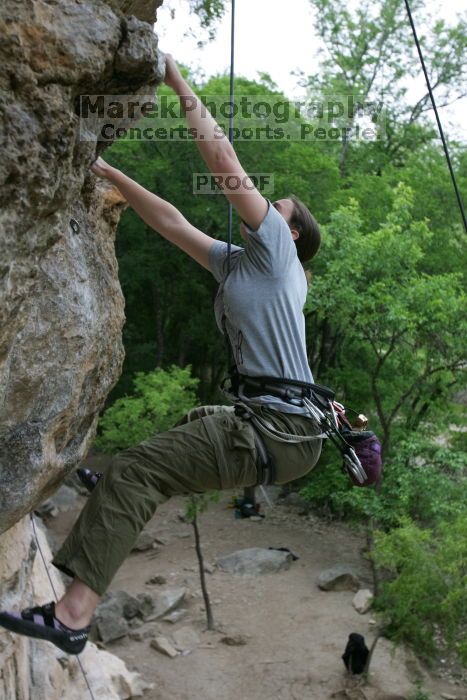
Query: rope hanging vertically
29 513 97 700
404 0 467 234
226 0 236 272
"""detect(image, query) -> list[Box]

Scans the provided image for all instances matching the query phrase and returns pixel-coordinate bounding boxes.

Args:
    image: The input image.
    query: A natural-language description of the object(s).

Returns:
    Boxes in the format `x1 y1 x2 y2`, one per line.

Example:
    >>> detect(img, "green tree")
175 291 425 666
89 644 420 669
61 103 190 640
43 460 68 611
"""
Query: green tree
305 0 467 174
185 492 220 630
300 430 467 528
164 0 226 43
95 366 199 453
306 183 466 455
372 515 467 664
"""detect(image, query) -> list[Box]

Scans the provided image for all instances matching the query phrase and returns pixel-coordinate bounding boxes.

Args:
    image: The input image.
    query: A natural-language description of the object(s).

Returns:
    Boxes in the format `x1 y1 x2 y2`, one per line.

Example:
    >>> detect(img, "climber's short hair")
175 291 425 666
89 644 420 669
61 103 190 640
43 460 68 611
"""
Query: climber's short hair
289 195 321 263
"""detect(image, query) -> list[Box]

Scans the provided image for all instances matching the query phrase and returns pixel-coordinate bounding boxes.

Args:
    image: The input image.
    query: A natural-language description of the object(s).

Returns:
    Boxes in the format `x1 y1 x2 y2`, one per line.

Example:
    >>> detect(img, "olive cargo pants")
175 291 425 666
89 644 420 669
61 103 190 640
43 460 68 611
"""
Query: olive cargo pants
53 405 322 595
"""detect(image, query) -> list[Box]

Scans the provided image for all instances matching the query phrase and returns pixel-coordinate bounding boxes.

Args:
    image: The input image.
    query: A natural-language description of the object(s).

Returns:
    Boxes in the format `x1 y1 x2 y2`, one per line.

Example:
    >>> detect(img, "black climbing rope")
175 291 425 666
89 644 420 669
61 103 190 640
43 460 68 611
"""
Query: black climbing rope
404 0 467 234
226 0 236 273
29 513 97 700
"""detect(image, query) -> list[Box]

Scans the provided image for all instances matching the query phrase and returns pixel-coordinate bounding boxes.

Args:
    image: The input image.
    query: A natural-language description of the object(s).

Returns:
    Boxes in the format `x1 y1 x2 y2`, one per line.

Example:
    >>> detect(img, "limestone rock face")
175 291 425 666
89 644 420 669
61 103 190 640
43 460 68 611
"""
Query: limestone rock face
0 0 164 535
0 0 164 696
0 518 152 700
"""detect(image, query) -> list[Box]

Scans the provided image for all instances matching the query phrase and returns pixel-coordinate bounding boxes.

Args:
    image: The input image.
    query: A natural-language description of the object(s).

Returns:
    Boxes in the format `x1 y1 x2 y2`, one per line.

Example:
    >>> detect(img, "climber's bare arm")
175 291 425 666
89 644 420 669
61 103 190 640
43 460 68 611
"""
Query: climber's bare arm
91 159 214 269
164 54 268 231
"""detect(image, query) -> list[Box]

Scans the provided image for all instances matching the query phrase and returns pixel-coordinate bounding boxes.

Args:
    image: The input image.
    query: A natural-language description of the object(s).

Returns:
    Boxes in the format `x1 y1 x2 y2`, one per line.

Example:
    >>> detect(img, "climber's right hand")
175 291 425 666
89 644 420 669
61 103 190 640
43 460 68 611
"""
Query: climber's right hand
90 156 117 180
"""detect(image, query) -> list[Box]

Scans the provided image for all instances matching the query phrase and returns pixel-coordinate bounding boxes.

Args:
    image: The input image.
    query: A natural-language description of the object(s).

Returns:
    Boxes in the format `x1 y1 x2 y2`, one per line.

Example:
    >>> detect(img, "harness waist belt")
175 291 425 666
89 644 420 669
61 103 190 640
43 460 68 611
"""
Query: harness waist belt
238 374 335 404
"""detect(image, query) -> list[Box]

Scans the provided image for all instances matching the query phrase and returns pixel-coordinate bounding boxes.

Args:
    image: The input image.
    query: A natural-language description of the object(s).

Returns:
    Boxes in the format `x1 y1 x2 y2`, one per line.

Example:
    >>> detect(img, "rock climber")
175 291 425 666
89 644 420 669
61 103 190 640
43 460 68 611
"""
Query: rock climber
0 54 323 654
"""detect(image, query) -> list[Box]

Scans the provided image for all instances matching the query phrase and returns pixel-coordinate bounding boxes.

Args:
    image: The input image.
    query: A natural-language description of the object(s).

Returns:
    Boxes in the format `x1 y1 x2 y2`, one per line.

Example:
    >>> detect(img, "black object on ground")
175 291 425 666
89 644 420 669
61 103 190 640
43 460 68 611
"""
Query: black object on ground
342 632 369 674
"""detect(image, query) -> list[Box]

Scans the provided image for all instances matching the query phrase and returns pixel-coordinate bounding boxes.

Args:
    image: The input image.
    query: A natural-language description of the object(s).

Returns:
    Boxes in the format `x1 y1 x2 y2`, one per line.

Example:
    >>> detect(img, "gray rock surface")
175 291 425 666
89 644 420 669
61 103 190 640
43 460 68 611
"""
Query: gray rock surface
36 485 79 518
150 636 179 658
133 530 159 551
317 566 361 591
279 491 311 513
96 611 130 644
162 608 189 624
136 592 156 619
0 0 164 536
94 590 158 641
352 588 374 614
146 574 167 585
216 547 294 576
220 635 248 646
95 591 135 642
0 518 150 699
0 0 165 695
149 587 187 620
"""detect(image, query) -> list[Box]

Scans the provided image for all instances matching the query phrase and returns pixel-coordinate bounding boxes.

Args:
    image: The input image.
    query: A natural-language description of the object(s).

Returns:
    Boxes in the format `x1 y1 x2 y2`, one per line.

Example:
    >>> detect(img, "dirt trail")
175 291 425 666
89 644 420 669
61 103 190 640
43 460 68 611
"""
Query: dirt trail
47 487 466 700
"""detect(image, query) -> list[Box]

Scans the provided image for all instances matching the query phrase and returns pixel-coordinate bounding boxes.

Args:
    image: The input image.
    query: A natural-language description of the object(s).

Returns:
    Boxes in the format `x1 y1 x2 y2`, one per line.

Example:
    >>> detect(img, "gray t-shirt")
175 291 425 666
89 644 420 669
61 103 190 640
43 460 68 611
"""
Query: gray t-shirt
208 200 314 414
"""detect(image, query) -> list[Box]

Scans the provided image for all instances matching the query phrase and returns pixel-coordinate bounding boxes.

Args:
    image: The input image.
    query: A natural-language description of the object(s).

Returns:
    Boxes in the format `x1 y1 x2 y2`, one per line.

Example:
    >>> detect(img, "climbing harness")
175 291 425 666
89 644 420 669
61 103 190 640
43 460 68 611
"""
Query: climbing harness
224 372 382 488
220 225 379 489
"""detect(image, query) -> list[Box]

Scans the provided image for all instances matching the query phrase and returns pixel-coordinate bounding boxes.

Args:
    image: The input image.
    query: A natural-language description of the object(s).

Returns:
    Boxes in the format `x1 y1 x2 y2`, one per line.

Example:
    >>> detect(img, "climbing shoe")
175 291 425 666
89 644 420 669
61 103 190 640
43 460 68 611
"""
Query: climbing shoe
0 601 90 655
77 468 103 493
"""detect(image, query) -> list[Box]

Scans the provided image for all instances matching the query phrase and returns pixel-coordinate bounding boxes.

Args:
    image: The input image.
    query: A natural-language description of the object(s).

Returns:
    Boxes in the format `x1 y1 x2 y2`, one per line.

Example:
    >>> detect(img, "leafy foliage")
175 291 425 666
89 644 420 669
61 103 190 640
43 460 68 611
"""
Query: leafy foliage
306 185 466 455
163 0 226 43
95 366 199 453
300 430 467 529
408 689 432 700
372 515 467 664
185 491 220 521
306 0 467 174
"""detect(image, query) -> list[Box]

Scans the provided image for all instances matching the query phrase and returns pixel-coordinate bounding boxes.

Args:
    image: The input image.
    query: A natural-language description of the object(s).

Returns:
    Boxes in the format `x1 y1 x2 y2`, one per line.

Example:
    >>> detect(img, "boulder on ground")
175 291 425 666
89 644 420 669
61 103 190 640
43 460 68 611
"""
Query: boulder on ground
162 608 188 624
150 636 179 658
279 491 311 514
94 592 133 643
317 566 360 591
136 592 155 620
36 486 80 519
353 589 374 614
147 587 187 620
216 547 293 576
94 590 157 641
132 530 159 552
146 575 167 585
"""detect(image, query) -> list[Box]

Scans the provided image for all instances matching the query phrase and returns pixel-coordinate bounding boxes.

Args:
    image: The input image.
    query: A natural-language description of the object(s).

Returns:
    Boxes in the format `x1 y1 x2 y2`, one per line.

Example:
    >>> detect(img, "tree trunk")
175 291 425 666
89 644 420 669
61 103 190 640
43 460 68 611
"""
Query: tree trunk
192 512 215 631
